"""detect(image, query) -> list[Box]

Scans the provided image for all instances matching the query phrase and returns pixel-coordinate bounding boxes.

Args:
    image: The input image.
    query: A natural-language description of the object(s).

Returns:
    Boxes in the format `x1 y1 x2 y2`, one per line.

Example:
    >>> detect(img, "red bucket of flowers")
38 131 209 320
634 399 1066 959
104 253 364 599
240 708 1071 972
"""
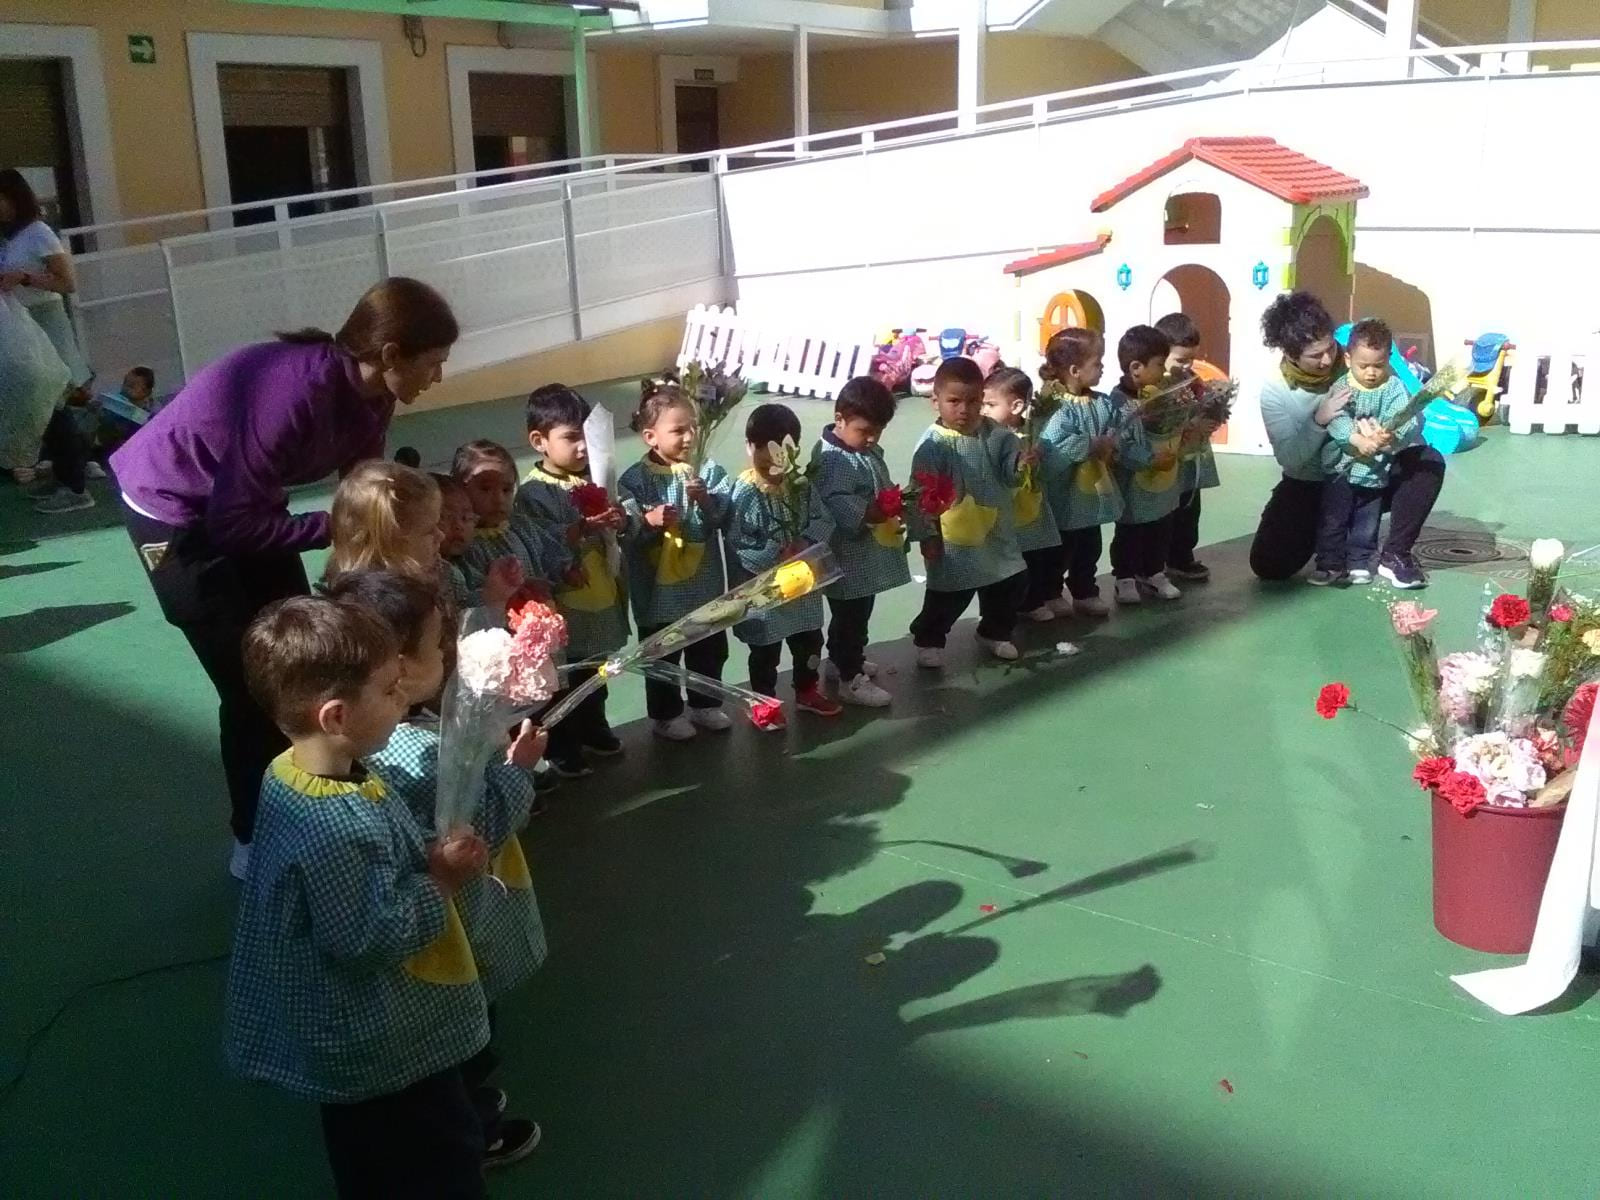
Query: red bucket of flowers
1317 541 1597 955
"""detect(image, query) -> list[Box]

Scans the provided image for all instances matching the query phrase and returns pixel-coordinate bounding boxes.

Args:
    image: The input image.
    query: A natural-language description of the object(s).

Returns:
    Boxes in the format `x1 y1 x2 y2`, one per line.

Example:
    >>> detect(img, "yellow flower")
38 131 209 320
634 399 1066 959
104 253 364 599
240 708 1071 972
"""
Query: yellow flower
774 560 815 600
1583 628 1600 655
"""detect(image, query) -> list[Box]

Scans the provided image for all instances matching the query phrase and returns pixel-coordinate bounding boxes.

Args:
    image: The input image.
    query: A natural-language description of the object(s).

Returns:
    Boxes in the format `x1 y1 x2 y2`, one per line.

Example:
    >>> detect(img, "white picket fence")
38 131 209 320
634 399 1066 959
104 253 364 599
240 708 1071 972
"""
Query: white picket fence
677 304 875 402
1507 336 1600 435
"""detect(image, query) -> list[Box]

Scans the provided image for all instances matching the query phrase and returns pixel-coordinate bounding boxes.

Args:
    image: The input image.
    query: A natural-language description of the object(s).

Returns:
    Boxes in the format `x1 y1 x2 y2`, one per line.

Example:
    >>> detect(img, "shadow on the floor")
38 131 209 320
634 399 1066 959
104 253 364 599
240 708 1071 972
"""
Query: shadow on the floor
0 559 75 581
0 601 135 654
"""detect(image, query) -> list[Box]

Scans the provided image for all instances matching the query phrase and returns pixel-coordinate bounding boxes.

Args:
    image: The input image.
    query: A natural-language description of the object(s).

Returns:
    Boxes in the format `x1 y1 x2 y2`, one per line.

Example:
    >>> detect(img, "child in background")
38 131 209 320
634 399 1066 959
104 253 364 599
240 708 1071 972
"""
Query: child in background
1312 318 1417 587
326 569 546 1172
617 380 734 740
1038 329 1121 618
452 440 566 602
725 402 840 727
808 376 905 708
1107 325 1183 605
515 384 629 775
84 366 159 466
435 472 479 611
1154 312 1220 583
226 595 492 1199
907 356 1028 666
980 366 1062 624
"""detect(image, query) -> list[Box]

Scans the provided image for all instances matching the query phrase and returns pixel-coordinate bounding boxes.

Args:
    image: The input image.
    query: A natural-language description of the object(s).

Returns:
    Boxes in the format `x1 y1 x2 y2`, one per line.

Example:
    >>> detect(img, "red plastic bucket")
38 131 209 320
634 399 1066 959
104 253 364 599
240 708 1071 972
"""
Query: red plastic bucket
1430 791 1566 954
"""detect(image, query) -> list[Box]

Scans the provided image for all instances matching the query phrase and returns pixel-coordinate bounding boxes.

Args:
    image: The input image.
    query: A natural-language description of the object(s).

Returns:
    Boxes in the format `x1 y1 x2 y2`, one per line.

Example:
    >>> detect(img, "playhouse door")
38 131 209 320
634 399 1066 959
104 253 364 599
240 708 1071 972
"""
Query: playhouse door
1038 290 1105 352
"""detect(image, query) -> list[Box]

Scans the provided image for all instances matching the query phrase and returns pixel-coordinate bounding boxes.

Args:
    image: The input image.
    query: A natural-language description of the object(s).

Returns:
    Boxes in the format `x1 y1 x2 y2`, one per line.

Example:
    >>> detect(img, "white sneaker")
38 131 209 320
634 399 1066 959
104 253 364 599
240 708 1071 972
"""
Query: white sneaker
978 636 1019 661
1022 604 1056 623
1046 596 1076 617
916 646 944 669
652 716 696 741
688 707 732 732
84 461 108 480
1074 595 1111 618
823 658 880 682
1114 578 1142 605
1140 572 1182 601
34 487 94 514
229 839 251 881
1347 568 1373 586
841 673 892 707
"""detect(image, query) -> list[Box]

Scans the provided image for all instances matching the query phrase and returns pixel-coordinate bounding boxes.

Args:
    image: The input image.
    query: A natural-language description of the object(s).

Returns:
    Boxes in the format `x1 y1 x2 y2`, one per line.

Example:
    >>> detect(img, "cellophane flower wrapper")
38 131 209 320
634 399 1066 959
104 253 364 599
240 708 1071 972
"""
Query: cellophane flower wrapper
1390 602 1447 752
1019 383 1064 492
1525 538 1565 627
1379 362 1466 435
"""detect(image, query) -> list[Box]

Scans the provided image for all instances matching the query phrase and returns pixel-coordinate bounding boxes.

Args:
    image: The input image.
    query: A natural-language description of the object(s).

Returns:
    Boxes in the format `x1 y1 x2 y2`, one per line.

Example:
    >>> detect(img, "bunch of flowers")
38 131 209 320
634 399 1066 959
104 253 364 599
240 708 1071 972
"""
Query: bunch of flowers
1377 362 1467 435
569 481 611 519
1318 538 1599 814
906 470 956 518
764 435 815 547
678 359 749 477
1019 382 1065 491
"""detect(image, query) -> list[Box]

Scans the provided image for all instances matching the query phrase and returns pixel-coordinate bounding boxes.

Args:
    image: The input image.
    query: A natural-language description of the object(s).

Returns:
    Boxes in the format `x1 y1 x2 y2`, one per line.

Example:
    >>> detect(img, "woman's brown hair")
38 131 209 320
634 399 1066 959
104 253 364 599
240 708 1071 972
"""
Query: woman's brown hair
279 276 459 362
0 169 42 236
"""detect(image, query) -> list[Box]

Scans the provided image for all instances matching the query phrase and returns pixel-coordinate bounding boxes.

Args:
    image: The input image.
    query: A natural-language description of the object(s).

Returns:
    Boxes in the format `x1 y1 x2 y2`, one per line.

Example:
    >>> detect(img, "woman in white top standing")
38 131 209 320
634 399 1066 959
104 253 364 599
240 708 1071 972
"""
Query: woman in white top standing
0 168 96 511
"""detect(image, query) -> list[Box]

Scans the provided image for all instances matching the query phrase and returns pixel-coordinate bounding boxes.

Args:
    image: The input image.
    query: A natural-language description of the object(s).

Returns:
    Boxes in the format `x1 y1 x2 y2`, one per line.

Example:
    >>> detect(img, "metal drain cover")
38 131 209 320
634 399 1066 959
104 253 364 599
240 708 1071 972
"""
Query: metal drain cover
1412 530 1523 567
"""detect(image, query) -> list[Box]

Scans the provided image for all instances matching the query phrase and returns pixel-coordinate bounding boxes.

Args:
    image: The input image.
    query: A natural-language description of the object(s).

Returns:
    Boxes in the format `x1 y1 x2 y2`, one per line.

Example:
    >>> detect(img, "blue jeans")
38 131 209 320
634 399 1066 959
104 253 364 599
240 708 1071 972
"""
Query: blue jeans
1316 477 1384 572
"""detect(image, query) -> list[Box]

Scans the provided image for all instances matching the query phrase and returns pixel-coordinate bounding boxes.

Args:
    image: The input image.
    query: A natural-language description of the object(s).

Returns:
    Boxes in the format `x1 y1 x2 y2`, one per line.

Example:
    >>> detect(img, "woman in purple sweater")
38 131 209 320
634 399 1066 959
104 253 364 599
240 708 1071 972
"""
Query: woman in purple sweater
111 277 459 878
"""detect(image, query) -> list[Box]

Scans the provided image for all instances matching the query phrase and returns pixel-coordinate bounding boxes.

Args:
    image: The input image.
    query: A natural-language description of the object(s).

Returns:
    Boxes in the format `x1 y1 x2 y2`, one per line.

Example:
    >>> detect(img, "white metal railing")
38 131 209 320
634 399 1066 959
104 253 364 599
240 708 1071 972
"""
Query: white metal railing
62 38 1600 392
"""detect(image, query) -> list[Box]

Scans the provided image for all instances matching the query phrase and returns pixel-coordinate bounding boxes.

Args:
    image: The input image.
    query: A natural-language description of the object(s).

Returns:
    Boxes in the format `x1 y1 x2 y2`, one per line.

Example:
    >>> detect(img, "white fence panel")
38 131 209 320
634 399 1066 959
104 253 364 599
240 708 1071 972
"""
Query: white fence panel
572 174 721 309
677 305 871 402
72 243 182 393
1507 337 1600 435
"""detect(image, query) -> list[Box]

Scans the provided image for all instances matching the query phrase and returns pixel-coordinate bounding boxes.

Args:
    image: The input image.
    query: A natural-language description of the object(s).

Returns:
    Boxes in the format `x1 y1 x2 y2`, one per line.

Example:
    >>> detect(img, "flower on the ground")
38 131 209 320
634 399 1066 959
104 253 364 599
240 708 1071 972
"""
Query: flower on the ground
1530 539 1567 572
1565 681 1598 754
1452 732 1546 806
1413 756 1455 791
750 699 784 729
1550 604 1575 623
1316 682 1351 719
1438 769 1487 815
1487 594 1531 630
1390 602 1439 637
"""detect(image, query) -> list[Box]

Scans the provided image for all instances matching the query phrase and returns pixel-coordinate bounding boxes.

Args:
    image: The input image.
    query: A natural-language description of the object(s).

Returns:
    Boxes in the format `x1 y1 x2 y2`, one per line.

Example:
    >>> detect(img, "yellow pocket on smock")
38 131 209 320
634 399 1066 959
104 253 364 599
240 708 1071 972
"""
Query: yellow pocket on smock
651 528 704 585
1013 483 1043 528
939 495 997 548
560 544 619 612
870 518 905 548
404 898 479 986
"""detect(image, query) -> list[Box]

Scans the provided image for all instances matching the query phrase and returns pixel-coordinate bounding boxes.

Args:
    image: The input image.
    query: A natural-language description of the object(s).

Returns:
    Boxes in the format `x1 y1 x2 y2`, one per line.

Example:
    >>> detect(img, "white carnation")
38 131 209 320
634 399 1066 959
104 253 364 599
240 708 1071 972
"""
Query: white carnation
456 628 514 694
1529 538 1566 571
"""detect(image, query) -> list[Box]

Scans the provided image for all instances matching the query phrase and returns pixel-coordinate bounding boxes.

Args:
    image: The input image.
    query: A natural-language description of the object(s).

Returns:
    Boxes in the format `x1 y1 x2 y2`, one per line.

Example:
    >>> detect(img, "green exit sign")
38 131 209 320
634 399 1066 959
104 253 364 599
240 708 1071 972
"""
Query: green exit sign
128 35 155 64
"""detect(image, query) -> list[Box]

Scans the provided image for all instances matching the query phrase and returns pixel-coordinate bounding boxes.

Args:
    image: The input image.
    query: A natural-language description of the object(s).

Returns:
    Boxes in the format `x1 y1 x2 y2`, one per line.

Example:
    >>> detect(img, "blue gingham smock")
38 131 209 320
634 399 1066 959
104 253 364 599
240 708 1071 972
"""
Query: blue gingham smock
224 753 489 1103
1326 375 1416 489
515 463 631 658
723 467 833 646
1108 386 1181 526
458 512 570 603
808 426 912 601
1039 392 1125 531
616 457 732 628
905 419 1027 593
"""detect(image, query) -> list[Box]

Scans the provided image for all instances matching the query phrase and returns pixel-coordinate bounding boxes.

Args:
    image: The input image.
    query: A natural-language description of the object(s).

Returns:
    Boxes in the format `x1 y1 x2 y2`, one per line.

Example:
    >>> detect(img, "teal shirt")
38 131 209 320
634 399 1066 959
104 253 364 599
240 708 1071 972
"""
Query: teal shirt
1259 373 1341 483
1038 392 1124 531
1109 386 1182 525
616 457 732 628
514 464 631 658
809 427 912 601
367 724 547 1004
458 513 569 604
906 419 1027 592
1327 375 1417 488
224 753 489 1103
723 468 833 646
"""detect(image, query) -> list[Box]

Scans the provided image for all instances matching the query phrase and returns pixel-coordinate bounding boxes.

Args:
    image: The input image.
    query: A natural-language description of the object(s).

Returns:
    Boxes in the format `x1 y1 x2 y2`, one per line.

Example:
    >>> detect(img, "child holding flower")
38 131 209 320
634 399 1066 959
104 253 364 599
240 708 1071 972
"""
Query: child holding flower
980 366 1062 624
808 376 907 708
515 384 629 776
907 356 1028 666
617 380 734 740
725 402 840 727
1107 325 1183 605
453 440 568 602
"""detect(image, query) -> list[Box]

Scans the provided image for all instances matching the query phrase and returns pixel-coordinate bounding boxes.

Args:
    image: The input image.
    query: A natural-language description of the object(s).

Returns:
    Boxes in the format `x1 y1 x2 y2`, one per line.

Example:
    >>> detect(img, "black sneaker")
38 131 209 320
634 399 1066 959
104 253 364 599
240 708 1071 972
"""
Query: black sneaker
583 729 624 758
483 1118 541 1169
1379 553 1428 590
1166 560 1210 582
547 751 593 779
1307 568 1344 587
476 1085 508 1117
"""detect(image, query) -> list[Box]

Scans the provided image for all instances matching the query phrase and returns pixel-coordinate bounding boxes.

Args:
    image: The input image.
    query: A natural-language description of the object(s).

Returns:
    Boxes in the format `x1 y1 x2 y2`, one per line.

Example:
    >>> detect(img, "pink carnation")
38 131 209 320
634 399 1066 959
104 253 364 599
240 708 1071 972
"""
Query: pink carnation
1390 602 1438 638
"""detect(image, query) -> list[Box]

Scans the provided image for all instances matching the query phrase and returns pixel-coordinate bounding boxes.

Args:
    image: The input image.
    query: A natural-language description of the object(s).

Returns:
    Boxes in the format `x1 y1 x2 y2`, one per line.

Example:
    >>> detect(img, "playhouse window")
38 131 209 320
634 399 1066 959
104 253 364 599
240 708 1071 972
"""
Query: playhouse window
1164 192 1221 245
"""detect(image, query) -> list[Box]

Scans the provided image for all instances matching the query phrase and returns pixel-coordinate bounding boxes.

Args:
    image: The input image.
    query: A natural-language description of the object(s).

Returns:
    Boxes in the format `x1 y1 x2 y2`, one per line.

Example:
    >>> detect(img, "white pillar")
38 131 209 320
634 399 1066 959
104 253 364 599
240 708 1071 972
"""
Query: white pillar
957 0 986 133
1505 0 1537 73
792 25 810 143
572 24 593 159
1385 0 1419 78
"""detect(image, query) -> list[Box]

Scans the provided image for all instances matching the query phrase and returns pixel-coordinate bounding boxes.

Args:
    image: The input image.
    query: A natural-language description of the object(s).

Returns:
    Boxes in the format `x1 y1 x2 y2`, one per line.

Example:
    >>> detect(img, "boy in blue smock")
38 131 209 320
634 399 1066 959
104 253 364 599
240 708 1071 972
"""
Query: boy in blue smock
1107 325 1184 605
227 595 494 1199
1155 312 1222 583
906 356 1029 666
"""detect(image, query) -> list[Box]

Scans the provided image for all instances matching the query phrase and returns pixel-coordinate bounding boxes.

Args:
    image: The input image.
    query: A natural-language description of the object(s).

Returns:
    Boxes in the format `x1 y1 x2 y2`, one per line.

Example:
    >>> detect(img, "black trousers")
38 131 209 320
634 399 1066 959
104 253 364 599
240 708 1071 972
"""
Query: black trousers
748 629 824 694
1168 488 1202 569
123 507 308 841
1109 514 1173 580
1250 445 1446 581
320 1066 486 1200
545 663 611 761
638 625 727 719
41 406 90 494
825 594 875 680
1059 526 1104 599
1022 543 1066 611
911 571 1025 647
1316 478 1385 572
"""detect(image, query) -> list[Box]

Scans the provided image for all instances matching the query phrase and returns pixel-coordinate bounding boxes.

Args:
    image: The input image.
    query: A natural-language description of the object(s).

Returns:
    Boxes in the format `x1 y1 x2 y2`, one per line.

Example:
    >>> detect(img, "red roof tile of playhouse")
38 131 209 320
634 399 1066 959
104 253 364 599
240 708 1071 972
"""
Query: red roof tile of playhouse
1003 234 1111 278
1089 137 1369 211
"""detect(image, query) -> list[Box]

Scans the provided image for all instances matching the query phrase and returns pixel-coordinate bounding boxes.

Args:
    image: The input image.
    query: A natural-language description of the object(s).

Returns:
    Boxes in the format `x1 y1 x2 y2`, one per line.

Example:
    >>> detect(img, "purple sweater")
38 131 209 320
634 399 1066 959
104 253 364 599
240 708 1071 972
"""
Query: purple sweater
111 340 392 554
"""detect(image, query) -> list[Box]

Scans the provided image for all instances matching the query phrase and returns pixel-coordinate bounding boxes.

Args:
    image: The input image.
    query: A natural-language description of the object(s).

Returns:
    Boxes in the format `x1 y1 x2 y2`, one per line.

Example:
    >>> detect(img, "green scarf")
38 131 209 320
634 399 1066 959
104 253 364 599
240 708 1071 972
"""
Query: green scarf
1280 355 1340 393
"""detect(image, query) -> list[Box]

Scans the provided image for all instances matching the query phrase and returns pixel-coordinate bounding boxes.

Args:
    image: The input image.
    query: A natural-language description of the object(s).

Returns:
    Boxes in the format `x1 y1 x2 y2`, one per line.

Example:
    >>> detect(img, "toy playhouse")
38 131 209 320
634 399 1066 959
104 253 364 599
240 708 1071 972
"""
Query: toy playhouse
1002 136 1370 454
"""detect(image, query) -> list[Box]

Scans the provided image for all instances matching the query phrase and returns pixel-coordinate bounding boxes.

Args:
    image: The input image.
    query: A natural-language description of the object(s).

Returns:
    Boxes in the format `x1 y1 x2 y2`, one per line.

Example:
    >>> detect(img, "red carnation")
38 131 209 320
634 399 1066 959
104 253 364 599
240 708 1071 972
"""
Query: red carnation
750 699 785 730
911 471 956 517
1437 770 1487 815
1565 681 1598 756
1549 604 1575 623
875 485 905 521
1486 593 1531 630
570 482 611 518
1412 756 1455 791
1315 682 1350 719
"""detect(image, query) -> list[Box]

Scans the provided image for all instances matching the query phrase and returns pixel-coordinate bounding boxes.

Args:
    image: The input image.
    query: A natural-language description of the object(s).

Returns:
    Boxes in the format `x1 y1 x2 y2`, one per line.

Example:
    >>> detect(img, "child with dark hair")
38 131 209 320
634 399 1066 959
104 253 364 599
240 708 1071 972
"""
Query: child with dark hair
907 356 1029 666
515 383 629 774
1107 325 1183 605
617 379 734 740
451 439 567 603
1154 311 1220 583
1038 328 1119 618
980 366 1063 624
1312 318 1418 586
724 402 839 727
434 472 477 610
227 594 495 1199
808 375 907 707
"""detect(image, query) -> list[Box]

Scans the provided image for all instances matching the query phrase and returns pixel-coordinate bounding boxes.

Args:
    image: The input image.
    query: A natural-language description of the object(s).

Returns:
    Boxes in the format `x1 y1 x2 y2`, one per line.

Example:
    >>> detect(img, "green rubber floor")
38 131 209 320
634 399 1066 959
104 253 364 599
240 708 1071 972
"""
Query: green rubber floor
4 388 1599 1198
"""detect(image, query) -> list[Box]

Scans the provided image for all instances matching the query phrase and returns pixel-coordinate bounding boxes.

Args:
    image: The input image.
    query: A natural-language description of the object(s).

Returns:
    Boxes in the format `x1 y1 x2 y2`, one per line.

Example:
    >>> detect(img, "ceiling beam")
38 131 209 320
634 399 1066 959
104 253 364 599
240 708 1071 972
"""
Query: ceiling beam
228 0 613 30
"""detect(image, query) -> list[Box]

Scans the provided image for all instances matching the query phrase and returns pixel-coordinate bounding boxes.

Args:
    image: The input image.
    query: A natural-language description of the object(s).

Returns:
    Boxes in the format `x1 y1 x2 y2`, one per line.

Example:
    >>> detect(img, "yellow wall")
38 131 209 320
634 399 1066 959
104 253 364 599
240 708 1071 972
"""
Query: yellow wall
984 33 1143 104
1419 0 1509 44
